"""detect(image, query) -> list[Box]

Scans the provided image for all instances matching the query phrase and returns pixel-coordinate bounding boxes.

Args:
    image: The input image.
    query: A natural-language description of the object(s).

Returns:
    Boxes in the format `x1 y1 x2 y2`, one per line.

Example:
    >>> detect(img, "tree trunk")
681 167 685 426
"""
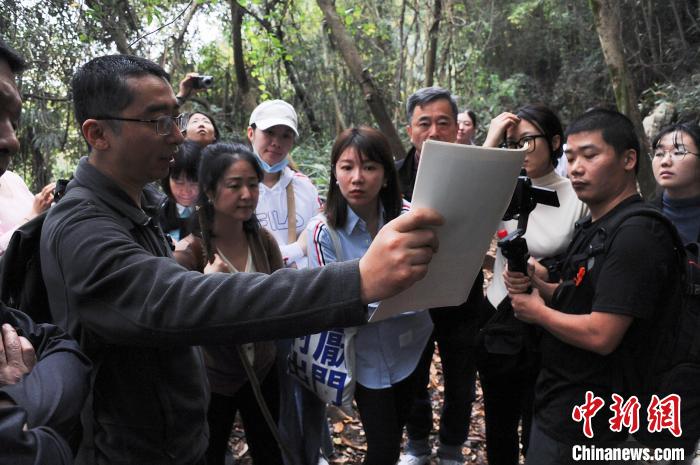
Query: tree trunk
85 0 135 54
589 0 655 199
166 2 201 74
27 126 50 191
229 0 257 114
272 24 322 135
316 0 405 159
425 0 442 87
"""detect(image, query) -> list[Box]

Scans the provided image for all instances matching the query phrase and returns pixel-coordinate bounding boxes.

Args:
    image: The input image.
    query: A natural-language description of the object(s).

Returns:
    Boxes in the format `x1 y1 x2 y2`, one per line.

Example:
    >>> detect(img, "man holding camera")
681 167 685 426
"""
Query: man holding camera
40 54 442 465
506 109 683 463
398 87 484 465
174 72 213 106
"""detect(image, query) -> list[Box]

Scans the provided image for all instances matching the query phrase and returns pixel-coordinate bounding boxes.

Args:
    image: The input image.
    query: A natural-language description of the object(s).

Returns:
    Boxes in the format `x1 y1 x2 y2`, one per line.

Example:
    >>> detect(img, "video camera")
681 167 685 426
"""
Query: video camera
497 169 559 277
192 75 214 89
53 179 70 203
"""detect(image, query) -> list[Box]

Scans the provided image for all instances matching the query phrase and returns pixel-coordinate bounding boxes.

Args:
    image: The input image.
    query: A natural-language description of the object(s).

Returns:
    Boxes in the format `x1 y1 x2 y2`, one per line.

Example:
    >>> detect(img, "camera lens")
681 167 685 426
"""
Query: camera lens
194 75 214 89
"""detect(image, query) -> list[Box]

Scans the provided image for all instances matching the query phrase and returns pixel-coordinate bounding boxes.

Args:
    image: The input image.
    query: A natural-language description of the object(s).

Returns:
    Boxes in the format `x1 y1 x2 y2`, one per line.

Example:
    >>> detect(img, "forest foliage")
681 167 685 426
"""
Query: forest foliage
2 0 699 194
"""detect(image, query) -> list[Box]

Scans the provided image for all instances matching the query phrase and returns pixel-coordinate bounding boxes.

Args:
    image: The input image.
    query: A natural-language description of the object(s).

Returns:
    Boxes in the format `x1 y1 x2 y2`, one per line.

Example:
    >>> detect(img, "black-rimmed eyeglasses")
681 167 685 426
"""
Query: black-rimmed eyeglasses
503 134 546 153
92 113 187 136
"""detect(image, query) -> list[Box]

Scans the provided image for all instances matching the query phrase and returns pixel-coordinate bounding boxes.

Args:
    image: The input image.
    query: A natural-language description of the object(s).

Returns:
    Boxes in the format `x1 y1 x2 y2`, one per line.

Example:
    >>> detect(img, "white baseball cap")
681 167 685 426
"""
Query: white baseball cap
249 100 299 136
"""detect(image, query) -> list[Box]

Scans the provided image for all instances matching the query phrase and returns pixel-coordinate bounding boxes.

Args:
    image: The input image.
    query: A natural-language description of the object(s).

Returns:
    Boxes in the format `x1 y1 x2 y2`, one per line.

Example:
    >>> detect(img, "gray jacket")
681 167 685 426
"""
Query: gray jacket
40 157 366 465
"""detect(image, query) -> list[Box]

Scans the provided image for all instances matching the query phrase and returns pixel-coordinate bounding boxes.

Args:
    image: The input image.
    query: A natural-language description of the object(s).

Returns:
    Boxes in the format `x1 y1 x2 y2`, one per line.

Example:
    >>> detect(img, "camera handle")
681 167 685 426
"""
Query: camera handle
497 228 532 294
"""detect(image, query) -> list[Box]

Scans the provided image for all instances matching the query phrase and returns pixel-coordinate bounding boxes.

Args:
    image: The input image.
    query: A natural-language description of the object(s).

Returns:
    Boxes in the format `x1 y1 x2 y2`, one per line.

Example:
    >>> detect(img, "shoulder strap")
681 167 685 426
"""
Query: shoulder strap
286 182 296 244
319 216 344 262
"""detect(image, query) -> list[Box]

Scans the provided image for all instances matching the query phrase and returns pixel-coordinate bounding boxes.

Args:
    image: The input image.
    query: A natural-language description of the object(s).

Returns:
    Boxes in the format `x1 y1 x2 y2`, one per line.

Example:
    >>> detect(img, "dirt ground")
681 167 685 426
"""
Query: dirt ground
228 355 491 465
229 245 500 464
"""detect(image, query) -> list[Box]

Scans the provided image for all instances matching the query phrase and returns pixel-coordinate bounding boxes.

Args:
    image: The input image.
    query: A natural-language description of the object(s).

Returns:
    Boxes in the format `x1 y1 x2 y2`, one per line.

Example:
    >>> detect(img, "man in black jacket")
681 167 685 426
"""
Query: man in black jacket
398 87 484 465
0 37 92 465
507 109 685 463
40 54 443 465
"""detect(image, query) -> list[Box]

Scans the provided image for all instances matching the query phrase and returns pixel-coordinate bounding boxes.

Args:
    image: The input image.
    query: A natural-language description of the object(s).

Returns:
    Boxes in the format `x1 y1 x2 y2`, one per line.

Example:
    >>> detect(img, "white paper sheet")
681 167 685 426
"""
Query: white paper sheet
369 140 526 322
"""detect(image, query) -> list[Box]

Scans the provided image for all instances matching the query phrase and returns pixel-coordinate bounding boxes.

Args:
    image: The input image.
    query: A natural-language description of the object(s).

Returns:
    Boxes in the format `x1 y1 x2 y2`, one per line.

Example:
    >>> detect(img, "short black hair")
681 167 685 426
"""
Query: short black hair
566 108 641 174
0 37 27 74
160 140 202 198
516 104 564 168
71 55 170 128
406 87 458 124
325 126 403 229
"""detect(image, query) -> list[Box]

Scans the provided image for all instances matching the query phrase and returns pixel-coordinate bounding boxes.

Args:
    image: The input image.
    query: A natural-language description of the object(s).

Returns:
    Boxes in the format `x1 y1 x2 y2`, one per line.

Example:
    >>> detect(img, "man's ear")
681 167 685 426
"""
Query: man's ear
406 124 412 139
82 120 110 151
551 134 561 153
247 126 255 143
623 149 637 171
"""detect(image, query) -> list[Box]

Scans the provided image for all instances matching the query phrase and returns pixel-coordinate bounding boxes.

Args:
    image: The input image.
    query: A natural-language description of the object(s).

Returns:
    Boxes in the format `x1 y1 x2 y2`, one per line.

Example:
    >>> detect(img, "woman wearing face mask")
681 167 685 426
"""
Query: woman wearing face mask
158 140 202 242
247 100 328 465
479 104 589 465
185 111 220 147
651 122 700 245
307 126 433 465
175 142 283 465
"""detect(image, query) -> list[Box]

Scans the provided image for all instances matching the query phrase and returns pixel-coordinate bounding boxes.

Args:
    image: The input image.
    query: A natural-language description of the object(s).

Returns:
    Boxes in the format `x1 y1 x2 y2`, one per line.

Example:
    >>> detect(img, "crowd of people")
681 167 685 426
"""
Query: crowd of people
0 35 698 465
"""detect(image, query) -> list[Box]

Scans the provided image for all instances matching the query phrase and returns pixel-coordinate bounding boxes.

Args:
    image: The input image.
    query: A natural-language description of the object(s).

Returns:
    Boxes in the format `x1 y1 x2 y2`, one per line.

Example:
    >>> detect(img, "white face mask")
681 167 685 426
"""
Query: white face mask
252 146 289 173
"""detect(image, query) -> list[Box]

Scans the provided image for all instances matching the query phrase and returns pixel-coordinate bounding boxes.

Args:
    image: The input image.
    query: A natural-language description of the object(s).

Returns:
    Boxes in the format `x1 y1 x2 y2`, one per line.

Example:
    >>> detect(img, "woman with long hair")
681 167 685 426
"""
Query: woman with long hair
306 126 433 465
175 142 283 465
479 104 589 465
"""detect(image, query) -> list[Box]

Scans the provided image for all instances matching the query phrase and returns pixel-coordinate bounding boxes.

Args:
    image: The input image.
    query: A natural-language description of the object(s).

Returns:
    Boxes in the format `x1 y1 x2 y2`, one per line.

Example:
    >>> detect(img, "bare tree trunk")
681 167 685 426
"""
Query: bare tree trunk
321 21 347 133
316 0 405 159
26 126 50 191
229 0 257 114
85 0 136 54
168 2 201 73
425 0 442 87
589 0 655 199
238 3 322 135
669 0 687 51
394 0 408 126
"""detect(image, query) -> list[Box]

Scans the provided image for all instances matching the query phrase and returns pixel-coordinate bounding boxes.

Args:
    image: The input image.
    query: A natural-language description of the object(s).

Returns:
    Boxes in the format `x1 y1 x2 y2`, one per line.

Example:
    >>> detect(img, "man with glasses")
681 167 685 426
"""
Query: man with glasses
505 109 685 463
40 54 443 465
398 87 484 465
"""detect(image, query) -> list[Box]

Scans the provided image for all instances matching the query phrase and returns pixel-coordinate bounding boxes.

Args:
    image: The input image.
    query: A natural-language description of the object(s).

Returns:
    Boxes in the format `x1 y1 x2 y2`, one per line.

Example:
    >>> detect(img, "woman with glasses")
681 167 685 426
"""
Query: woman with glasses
479 104 588 465
651 122 700 245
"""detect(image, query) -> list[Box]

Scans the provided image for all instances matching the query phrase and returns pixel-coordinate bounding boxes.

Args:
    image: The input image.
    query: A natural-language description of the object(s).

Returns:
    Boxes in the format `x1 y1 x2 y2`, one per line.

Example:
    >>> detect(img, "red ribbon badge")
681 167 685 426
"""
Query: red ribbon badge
574 266 586 287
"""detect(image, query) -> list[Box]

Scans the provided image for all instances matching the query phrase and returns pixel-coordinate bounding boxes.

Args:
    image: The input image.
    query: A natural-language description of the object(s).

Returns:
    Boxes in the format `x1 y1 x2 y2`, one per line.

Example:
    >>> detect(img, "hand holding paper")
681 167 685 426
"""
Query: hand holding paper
371 140 526 321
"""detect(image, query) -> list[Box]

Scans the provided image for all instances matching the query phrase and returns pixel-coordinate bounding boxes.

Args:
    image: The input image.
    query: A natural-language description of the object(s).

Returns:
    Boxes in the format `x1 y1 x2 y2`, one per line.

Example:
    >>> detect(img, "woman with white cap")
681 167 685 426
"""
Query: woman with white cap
247 100 330 465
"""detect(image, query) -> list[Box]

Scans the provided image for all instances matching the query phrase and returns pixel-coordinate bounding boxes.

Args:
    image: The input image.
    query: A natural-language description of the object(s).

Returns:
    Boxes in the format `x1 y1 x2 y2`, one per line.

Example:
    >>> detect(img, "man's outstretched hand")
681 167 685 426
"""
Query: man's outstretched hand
359 207 443 304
